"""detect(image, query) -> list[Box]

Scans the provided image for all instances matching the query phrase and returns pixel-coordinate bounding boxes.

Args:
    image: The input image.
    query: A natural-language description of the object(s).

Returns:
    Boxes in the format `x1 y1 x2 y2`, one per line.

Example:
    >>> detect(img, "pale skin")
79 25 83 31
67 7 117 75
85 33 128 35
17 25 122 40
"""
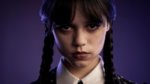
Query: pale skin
52 7 110 79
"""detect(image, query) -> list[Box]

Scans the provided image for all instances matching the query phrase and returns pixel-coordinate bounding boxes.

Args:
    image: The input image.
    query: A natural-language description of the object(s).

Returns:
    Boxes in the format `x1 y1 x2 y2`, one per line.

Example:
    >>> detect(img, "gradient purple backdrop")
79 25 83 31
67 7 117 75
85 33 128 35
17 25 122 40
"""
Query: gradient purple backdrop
0 0 150 84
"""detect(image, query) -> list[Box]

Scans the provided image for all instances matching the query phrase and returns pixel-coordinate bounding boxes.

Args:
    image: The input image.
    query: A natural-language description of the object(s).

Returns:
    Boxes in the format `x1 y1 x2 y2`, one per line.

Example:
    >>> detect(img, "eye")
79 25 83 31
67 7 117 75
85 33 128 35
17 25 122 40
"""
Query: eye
60 26 71 31
55 24 72 32
87 22 101 31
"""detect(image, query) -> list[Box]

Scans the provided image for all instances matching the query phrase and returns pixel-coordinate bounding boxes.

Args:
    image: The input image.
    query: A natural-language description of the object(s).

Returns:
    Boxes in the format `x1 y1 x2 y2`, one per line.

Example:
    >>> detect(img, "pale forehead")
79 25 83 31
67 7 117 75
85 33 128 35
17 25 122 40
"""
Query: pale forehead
72 7 108 25
72 8 87 24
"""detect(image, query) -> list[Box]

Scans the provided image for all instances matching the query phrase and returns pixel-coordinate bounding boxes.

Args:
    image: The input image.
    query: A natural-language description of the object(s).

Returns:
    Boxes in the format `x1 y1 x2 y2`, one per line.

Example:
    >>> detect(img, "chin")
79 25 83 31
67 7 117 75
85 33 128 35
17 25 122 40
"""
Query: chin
73 60 90 68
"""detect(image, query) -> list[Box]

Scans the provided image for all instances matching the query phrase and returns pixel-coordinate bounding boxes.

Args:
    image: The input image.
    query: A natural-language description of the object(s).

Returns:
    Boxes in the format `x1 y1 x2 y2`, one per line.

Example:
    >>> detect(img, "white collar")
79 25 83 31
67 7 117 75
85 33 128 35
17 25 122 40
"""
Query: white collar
56 57 105 84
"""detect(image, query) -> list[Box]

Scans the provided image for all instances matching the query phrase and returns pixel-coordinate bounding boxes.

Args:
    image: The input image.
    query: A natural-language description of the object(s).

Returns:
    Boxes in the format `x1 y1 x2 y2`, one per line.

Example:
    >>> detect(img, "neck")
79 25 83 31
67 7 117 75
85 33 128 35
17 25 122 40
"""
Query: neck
63 57 100 79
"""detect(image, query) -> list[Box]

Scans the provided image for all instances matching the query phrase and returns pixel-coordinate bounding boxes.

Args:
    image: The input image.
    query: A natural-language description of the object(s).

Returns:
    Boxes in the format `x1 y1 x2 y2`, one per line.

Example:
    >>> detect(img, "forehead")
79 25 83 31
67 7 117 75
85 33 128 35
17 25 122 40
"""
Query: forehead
71 7 88 24
72 7 106 25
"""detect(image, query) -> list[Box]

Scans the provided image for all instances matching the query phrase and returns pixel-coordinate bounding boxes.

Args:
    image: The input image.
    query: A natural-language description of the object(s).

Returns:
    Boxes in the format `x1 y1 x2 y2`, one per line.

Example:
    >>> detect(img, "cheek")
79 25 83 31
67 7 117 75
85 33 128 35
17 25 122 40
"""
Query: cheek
89 30 107 54
52 30 72 54
52 32 61 48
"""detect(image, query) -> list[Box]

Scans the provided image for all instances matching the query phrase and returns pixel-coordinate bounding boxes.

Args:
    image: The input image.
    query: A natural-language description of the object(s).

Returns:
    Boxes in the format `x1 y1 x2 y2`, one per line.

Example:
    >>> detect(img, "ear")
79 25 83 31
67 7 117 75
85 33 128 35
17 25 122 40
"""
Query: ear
106 23 110 32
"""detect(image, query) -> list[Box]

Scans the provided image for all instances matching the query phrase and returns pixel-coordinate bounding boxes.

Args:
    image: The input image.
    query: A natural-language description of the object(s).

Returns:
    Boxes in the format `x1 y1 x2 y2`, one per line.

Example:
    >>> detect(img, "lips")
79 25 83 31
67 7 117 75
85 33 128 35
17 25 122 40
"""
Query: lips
72 52 90 60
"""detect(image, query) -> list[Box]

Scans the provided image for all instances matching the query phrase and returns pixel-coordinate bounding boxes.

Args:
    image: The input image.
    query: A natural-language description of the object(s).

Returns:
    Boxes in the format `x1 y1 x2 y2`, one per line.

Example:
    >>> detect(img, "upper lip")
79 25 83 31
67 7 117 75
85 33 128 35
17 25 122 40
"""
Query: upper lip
73 51 89 54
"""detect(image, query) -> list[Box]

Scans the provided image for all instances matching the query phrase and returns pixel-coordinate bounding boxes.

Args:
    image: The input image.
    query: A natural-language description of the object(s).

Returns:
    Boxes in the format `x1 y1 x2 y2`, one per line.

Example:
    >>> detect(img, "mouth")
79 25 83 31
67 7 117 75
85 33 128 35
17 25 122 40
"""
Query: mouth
72 52 90 60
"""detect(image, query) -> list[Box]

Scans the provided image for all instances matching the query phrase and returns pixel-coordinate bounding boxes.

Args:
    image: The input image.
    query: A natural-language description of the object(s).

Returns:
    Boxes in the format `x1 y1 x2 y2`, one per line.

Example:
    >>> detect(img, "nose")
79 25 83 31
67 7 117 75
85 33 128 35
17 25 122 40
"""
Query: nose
72 30 86 47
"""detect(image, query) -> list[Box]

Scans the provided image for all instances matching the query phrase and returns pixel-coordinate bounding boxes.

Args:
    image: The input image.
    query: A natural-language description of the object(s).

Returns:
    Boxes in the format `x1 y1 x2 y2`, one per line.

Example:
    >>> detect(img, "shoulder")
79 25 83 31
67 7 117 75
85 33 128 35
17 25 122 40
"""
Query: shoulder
114 74 137 84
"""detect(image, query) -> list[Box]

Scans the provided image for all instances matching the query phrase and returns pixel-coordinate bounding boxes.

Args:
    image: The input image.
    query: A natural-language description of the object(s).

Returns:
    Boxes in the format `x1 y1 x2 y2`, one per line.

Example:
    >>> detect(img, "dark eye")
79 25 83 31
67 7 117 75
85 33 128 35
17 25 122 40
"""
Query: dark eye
87 22 101 30
61 26 71 31
55 24 72 32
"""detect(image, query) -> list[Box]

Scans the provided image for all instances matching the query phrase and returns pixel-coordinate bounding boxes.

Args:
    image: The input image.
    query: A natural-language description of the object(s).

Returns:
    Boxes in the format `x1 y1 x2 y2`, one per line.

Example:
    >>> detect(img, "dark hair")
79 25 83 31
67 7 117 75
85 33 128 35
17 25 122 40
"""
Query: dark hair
35 0 116 84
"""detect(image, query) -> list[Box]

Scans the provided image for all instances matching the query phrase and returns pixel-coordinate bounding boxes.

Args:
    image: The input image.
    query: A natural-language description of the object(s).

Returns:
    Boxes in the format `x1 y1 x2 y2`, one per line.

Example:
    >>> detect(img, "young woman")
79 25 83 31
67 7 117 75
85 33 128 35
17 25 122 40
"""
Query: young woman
32 0 137 84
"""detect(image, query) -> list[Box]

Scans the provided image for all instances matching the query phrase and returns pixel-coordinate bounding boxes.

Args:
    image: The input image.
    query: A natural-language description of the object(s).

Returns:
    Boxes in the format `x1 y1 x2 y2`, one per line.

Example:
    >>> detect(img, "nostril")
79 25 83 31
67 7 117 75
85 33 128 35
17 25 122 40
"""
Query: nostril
72 39 85 47
73 42 86 47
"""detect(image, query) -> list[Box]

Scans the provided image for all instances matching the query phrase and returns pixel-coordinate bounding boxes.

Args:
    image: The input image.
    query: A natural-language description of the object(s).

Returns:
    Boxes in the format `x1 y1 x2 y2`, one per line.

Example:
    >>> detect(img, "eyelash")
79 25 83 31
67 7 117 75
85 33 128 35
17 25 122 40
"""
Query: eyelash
86 23 101 31
55 25 72 32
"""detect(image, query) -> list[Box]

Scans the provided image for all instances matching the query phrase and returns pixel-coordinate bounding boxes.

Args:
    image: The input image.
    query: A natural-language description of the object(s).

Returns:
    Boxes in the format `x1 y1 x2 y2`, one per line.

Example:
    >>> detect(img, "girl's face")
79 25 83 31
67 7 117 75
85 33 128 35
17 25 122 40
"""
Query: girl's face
52 8 110 69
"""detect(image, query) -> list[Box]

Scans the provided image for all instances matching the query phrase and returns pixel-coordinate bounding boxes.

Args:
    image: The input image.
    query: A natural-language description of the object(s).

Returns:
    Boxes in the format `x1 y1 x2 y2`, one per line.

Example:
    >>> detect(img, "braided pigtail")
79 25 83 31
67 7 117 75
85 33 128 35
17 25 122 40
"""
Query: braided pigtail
103 27 115 84
33 23 54 84
40 23 54 83
39 32 54 83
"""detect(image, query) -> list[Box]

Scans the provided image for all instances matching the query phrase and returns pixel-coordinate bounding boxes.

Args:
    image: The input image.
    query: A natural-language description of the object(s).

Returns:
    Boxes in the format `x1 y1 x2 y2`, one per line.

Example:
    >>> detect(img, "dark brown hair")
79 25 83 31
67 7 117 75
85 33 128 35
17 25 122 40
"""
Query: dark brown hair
35 0 116 84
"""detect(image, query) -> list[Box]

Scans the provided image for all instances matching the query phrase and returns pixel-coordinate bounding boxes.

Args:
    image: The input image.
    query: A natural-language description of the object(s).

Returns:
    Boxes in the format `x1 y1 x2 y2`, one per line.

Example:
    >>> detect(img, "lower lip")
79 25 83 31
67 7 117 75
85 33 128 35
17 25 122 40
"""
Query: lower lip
73 53 89 60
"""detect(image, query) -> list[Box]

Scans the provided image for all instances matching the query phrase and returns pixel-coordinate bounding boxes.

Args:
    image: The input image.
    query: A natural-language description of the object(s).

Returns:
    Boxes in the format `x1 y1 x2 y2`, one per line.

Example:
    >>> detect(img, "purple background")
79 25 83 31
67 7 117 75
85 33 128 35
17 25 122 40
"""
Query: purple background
0 0 150 84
